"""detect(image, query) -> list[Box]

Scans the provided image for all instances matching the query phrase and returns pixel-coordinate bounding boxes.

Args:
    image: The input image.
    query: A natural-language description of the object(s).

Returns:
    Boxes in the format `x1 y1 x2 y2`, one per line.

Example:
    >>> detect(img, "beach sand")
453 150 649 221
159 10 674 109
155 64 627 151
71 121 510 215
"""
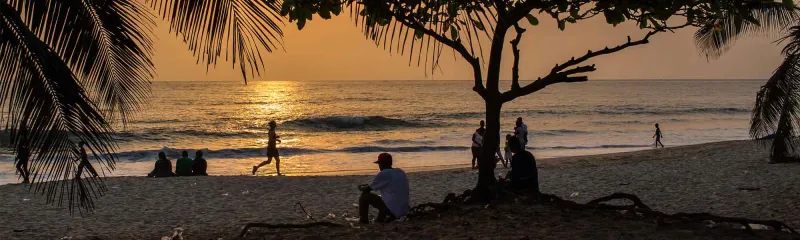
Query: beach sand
2 140 800 239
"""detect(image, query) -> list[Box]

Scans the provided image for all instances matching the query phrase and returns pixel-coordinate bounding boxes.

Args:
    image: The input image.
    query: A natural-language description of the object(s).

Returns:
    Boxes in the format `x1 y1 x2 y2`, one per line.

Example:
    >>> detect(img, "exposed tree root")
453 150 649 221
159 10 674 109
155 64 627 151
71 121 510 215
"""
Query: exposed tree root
238 190 797 238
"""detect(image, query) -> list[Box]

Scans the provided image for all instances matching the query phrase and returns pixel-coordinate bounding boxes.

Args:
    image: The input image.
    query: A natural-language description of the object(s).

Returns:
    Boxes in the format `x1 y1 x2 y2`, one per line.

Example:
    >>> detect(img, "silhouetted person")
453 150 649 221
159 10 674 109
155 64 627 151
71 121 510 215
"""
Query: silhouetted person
502 134 514 168
75 141 99 179
653 123 664 148
471 120 485 169
514 117 528 150
253 120 282 176
507 138 539 193
15 140 30 184
495 131 505 168
148 152 174 177
192 150 208 176
175 151 193 176
358 153 409 224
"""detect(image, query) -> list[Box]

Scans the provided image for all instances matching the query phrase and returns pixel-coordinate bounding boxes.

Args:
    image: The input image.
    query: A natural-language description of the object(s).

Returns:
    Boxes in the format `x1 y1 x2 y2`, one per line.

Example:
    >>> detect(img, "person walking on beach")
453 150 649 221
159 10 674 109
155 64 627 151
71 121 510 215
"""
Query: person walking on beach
358 153 409 224
175 151 193 176
471 120 485 169
148 152 174 177
75 141 99 179
514 117 529 150
653 123 664 148
192 150 208 176
253 120 282 176
15 139 30 183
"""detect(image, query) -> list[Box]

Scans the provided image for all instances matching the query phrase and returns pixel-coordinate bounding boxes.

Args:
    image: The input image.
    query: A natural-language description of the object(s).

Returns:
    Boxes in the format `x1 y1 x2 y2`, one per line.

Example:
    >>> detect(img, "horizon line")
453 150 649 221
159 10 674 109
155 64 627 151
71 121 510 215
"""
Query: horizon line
151 78 767 82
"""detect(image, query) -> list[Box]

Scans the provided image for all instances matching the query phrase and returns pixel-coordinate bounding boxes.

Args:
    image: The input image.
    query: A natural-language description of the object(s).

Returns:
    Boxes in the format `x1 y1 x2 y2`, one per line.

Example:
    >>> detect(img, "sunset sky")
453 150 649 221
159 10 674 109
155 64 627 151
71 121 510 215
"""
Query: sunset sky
151 13 785 81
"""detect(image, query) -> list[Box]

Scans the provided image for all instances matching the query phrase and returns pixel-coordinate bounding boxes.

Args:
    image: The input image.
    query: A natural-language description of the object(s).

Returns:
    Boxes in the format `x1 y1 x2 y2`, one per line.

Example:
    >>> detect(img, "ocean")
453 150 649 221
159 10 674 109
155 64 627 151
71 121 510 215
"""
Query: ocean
0 80 762 184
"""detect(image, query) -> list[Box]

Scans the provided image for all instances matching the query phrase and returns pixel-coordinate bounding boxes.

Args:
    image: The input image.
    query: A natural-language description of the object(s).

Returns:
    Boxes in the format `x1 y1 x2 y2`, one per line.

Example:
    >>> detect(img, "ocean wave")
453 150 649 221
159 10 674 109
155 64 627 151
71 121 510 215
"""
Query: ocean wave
114 129 263 142
532 129 590 136
282 116 424 130
426 107 750 120
540 144 650 150
373 139 436 145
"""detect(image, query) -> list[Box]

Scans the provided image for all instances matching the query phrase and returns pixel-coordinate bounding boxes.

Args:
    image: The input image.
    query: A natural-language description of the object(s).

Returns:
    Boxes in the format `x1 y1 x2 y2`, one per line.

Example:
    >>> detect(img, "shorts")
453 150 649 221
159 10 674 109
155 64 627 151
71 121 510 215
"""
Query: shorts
471 146 481 157
267 147 279 157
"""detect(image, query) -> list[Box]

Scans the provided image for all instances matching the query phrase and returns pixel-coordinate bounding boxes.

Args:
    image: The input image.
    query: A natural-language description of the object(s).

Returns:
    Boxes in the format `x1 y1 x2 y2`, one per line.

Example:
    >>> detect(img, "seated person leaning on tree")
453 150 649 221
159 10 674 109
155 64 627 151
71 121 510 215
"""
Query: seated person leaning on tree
358 153 410 224
506 138 539 193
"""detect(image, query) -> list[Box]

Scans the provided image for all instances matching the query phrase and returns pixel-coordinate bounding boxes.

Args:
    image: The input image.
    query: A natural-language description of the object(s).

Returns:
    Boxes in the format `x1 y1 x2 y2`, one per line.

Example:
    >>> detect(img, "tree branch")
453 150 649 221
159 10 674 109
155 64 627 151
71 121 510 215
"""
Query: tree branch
500 30 665 102
550 30 657 75
510 24 525 90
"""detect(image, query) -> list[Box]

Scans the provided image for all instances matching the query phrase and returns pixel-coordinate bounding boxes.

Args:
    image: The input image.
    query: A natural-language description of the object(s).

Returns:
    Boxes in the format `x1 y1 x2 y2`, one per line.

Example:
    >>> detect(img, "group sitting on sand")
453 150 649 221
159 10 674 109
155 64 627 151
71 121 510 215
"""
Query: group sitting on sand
147 150 208 177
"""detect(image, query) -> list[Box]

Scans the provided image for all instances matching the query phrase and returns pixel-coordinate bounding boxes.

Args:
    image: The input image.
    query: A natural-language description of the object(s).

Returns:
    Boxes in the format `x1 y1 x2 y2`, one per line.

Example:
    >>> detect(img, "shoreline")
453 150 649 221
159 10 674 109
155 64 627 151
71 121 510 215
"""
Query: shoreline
4 139 800 239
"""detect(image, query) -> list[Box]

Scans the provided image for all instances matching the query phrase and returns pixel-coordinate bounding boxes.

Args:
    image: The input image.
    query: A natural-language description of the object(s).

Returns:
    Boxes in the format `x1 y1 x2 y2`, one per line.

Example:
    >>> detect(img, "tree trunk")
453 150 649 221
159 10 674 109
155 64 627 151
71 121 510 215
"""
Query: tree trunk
474 99 502 201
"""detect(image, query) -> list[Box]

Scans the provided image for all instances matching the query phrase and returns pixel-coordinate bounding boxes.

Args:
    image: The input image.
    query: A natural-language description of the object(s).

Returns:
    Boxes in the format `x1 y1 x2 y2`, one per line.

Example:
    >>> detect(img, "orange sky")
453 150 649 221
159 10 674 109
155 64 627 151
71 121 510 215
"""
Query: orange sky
151 13 785 81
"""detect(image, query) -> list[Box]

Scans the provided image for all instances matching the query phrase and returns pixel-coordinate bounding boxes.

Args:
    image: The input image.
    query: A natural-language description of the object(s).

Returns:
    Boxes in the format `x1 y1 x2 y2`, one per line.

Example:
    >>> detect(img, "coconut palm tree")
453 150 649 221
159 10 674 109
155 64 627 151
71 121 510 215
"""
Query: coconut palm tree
693 1 800 163
0 0 283 212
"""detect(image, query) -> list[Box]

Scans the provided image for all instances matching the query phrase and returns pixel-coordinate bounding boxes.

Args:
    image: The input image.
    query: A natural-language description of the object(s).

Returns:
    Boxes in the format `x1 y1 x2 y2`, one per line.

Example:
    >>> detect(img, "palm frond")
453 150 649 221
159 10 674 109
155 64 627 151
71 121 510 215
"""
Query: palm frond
0 2 118 213
348 0 496 75
770 88 800 160
8 0 156 125
695 1 798 59
147 0 284 82
779 25 800 55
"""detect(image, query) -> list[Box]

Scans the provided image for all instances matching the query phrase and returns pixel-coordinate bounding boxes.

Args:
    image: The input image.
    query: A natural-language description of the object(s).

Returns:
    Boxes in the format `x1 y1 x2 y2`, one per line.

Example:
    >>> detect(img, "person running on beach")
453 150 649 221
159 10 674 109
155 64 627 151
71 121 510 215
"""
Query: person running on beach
253 120 282 176
192 150 208 176
514 117 529 150
653 123 664 148
358 153 409 224
175 151 193 176
471 120 485 169
15 139 30 183
75 141 99 179
148 152 174 177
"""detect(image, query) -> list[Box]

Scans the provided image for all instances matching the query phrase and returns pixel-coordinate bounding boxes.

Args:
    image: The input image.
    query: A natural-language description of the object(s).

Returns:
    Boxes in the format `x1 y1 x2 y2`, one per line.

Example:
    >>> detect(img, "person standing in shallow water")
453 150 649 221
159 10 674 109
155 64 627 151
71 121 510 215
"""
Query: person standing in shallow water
653 123 664 148
15 140 30 183
471 120 485 169
253 120 282 176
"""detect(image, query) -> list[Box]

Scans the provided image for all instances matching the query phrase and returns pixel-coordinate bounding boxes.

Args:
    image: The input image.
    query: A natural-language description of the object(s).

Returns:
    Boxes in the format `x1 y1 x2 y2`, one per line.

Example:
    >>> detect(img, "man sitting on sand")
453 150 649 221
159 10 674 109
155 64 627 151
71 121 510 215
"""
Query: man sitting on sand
507 138 539 193
358 153 410 224
192 150 208 176
175 151 193 177
148 152 174 178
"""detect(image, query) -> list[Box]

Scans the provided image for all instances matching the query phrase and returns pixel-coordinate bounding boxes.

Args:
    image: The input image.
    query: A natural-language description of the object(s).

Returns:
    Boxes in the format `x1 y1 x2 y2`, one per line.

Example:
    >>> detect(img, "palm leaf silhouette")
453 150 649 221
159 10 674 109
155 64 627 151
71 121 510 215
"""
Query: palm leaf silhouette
347 0 495 75
694 1 797 59
147 0 285 82
0 1 120 212
1 0 288 212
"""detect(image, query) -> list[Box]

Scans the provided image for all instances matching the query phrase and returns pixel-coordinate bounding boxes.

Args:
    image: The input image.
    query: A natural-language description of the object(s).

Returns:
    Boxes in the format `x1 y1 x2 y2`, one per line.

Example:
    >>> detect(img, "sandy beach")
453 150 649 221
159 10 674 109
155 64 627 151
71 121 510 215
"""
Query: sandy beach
2 140 800 239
